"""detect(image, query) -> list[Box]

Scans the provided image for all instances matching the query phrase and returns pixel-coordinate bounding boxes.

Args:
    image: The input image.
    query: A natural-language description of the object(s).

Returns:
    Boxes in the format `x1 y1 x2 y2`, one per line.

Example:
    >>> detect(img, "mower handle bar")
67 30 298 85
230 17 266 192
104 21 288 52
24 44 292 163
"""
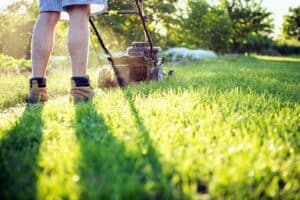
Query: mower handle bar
91 0 154 51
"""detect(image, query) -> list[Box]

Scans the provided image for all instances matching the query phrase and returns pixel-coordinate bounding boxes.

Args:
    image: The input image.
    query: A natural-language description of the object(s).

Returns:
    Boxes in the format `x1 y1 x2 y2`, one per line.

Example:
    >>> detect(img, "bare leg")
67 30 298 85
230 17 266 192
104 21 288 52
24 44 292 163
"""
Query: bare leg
31 12 60 78
67 5 90 77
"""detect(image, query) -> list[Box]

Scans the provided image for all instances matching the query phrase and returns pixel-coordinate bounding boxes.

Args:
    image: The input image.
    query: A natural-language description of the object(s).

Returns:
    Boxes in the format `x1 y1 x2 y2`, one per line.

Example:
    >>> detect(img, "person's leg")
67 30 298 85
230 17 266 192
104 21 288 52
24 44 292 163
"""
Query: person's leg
31 12 60 78
67 5 94 103
67 5 90 77
29 12 60 103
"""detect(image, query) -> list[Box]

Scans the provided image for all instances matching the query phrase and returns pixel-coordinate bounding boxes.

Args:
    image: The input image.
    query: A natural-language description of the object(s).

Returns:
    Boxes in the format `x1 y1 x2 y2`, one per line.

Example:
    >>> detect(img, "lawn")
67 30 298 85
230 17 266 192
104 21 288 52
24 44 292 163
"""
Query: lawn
0 55 299 199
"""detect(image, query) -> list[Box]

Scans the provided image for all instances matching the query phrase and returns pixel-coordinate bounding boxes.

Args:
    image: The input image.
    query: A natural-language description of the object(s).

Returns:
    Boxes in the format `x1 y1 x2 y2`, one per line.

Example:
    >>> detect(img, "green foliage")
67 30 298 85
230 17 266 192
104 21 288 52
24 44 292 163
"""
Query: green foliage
0 54 31 71
0 0 38 58
0 0 299 58
0 56 300 199
282 6 300 41
164 0 232 53
203 6 232 52
223 0 274 52
172 0 232 52
272 43 300 55
0 0 69 58
238 34 273 54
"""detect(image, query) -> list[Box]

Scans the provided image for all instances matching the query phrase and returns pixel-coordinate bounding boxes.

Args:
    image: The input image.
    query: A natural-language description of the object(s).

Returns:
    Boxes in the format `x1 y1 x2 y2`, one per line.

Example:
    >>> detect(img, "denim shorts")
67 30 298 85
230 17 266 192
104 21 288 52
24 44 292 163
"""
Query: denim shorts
39 0 108 12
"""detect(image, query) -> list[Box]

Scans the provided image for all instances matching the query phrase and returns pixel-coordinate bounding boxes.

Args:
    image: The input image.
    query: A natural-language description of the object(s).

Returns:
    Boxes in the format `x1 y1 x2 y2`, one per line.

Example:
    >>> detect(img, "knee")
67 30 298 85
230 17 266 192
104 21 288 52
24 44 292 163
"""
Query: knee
38 12 61 26
67 5 90 17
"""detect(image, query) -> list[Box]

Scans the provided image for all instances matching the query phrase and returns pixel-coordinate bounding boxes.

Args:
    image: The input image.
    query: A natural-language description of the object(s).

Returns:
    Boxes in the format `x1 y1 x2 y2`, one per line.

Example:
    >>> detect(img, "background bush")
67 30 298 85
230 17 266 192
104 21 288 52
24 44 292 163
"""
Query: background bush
0 0 299 59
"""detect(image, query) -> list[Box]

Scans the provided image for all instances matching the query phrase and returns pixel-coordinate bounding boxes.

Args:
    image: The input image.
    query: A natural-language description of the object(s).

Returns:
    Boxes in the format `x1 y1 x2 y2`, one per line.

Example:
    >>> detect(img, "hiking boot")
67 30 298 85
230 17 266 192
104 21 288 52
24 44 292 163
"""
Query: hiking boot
71 76 95 103
28 77 48 104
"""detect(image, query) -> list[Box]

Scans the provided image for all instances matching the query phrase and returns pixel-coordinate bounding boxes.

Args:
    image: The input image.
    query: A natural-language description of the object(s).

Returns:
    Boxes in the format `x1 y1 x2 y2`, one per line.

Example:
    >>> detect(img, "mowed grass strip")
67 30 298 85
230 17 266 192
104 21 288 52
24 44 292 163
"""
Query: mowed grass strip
0 56 299 199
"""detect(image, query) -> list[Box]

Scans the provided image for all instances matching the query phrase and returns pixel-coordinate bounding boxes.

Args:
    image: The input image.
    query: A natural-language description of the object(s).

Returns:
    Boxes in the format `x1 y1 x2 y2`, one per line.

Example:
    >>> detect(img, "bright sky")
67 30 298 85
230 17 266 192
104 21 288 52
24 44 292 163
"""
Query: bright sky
1 0 300 37
261 0 300 36
207 0 300 37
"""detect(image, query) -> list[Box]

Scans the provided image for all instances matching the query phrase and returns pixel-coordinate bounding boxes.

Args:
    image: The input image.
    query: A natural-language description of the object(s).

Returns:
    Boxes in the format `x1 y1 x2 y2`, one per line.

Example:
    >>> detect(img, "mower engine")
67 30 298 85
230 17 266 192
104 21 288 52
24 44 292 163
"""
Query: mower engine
98 42 164 88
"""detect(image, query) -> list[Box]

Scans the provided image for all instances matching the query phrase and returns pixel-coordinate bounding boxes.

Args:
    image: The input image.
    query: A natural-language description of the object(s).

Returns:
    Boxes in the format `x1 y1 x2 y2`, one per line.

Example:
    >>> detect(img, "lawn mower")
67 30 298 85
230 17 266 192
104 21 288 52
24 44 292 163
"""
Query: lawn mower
89 0 165 88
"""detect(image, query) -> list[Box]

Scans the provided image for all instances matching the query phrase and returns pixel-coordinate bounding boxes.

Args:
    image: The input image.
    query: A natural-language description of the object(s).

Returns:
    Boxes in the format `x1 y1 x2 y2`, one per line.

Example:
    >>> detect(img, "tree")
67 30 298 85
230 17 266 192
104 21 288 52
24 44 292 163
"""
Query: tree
165 0 232 52
199 3 233 52
0 0 38 58
282 6 300 41
222 0 273 52
0 0 70 59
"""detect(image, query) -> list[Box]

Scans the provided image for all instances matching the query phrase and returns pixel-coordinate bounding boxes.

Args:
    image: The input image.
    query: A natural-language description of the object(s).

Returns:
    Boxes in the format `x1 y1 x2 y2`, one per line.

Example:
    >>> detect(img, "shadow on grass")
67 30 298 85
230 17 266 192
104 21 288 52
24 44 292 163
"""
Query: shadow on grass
74 100 181 199
0 104 44 199
122 89 180 197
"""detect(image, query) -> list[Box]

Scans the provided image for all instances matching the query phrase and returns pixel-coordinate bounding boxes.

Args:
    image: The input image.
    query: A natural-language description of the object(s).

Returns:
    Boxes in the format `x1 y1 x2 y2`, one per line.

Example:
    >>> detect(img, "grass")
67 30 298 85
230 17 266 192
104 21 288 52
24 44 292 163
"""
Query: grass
252 54 300 63
0 55 299 199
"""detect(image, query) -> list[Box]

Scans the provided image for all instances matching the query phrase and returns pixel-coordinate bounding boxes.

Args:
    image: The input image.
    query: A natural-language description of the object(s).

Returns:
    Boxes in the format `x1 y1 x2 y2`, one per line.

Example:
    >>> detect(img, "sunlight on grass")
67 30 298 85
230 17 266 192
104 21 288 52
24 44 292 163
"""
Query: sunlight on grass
37 100 81 200
0 56 299 199
0 106 26 139
252 55 300 63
